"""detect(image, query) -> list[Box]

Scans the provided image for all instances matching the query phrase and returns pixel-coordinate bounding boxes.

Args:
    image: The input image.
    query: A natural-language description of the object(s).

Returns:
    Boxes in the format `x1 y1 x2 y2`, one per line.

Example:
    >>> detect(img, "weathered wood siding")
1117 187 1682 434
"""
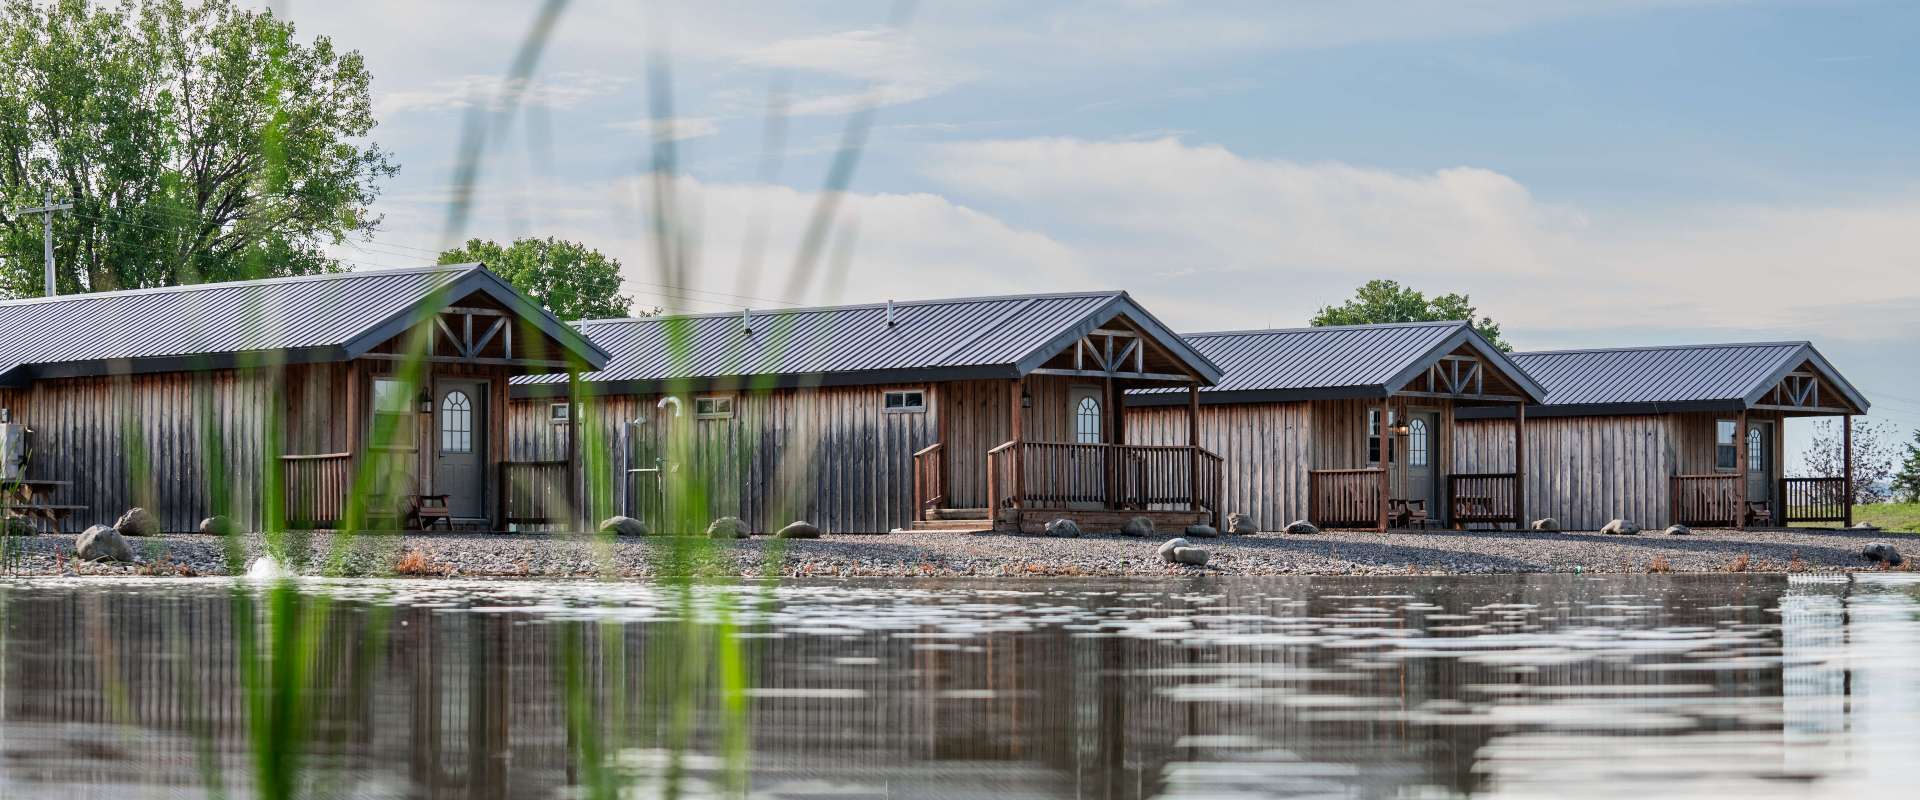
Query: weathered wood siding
938 376 1084 509
1126 400 1312 531
509 382 941 534
1455 415 1674 530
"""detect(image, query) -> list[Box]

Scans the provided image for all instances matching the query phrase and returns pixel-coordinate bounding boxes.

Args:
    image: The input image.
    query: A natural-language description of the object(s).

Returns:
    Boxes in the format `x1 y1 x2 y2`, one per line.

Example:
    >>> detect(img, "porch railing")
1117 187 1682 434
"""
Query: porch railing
1670 474 1741 527
502 460 569 525
912 442 944 521
282 452 351 528
1309 468 1383 529
1449 472 1519 527
985 441 1221 515
1780 477 1848 525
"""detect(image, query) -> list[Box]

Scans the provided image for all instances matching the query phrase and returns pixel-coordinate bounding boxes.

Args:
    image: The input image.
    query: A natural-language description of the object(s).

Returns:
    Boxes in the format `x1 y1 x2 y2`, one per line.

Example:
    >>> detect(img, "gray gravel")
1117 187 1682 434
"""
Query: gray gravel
0 526 1909 578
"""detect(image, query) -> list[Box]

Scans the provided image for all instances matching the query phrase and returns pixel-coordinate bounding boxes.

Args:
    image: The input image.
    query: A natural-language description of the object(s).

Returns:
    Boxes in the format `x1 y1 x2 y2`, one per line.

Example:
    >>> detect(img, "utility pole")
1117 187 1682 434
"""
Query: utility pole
10 191 73 297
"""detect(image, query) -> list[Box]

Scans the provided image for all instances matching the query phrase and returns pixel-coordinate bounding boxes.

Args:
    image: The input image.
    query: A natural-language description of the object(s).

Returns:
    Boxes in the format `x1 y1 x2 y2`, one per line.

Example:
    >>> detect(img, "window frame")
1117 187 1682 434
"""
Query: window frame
1367 409 1397 466
695 395 735 420
882 389 927 414
1074 395 1103 444
1408 417 1429 467
549 402 570 424
440 390 475 454
370 378 418 450
1746 427 1764 473
1715 419 1738 472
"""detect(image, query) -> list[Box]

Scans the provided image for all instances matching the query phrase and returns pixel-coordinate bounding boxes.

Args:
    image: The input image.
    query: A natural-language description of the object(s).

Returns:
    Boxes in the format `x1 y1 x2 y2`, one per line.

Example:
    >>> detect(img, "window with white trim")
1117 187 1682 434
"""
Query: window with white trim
1075 396 1102 444
1715 419 1737 471
695 395 734 419
550 402 570 424
1368 409 1397 465
1747 427 1763 473
371 379 416 449
883 390 926 413
440 391 474 453
1408 418 1429 467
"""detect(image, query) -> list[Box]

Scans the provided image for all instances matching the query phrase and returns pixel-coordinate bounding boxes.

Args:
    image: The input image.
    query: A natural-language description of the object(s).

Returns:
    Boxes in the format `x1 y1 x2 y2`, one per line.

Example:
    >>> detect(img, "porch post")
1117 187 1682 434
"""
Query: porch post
1843 414 1854 528
1378 397 1390 533
1734 408 1749 529
567 370 581 532
1188 385 1201 513
1513 401 1527 530
1010 378 1024 513
1103 374 1116 509
344 359 362 530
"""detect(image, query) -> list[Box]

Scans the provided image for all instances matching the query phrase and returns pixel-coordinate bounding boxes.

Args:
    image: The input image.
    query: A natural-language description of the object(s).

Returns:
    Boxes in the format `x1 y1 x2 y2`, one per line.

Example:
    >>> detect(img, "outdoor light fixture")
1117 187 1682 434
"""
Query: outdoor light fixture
1392 420 1411 436
1021 391 1033 409
417 390 432 414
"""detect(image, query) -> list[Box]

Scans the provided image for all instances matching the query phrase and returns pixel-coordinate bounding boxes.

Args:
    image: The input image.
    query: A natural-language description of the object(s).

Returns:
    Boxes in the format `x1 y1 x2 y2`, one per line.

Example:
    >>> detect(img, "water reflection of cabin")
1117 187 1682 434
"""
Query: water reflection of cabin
1125 322 1547 532
1454 342 1869 530
506 291 1225 534
0 265 605 532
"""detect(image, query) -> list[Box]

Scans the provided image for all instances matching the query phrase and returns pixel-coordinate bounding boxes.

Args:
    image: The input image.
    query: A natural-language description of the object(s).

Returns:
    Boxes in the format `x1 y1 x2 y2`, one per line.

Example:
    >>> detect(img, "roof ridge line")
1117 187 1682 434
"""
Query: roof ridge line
0 264 472 308
572 289 1126 326
1515 340 1811 357
1182 320 1469 337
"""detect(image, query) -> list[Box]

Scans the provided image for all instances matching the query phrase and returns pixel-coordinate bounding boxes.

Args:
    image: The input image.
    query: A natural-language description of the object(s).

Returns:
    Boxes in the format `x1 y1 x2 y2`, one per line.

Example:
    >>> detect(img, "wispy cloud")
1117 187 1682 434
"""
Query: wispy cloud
605 115 721 142
740 27 970 115
376 70 629 115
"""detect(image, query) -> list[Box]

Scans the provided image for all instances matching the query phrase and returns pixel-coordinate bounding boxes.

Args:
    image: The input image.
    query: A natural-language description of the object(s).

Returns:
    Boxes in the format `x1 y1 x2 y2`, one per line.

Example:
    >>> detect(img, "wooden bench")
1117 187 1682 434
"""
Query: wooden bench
409 494 452 531
1389 498 1432 529
5 503 88 535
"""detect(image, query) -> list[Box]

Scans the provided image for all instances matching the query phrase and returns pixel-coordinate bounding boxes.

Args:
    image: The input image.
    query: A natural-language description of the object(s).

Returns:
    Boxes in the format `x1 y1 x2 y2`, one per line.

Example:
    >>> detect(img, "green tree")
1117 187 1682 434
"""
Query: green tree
1893 428 1920 503
438 237 635 321
0 0 395 294
1310 279 1511 351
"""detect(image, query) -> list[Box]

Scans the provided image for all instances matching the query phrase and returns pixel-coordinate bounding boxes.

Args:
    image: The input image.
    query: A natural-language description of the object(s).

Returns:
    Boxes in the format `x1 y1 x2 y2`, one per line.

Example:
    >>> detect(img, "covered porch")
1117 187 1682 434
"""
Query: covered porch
1667 361 1868 529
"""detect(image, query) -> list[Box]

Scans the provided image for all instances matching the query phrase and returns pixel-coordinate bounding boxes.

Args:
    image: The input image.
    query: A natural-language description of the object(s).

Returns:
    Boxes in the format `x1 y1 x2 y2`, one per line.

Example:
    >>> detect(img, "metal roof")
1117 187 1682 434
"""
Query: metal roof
1493 341 1870 415
1131 320 1545 404
0 264 607 384
512 290 1224 394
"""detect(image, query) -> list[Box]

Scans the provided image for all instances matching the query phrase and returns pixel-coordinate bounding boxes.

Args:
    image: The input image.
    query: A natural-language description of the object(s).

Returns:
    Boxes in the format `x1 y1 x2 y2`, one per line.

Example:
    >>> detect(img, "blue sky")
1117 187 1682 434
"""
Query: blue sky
268 0 1920 460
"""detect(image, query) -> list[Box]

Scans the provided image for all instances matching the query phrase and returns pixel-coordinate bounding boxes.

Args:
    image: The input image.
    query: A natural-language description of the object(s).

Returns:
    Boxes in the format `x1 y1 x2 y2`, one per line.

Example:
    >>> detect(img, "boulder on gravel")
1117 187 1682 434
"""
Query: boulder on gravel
1226 513 1257 535
776 521 822 539
1664 524 1692 536
1170 547 1210 566
3 516 35 537
1157 537 1190 563
76 524 133 563
1600 519 1640 536
247 555 293 579
1044 518 1082 538
1283 520 1320 535
114 507 159 537
706 516 750 539
199 515 235 536
1120 516 1155 537
599 516 650 537
1184 524 1219 538
1863 542 1904 567
1852 522 1881 531
1530 518 1560 532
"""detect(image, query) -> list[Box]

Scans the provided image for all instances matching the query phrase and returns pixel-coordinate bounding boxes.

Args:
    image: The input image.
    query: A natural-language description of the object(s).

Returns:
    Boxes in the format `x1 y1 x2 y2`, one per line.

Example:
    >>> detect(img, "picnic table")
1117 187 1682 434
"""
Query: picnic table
5 479 86 534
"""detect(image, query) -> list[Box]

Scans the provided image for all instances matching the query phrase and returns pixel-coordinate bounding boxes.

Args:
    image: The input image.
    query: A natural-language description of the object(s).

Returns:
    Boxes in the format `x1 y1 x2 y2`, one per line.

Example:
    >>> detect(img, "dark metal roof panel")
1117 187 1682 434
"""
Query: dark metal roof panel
521 291 1179 385
1510 343 1809 406
1165 321 1468 393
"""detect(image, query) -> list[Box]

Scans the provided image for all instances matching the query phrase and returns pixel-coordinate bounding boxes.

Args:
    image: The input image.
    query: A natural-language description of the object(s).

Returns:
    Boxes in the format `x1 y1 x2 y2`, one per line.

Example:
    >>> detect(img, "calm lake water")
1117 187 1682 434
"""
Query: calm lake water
0 573 1914 799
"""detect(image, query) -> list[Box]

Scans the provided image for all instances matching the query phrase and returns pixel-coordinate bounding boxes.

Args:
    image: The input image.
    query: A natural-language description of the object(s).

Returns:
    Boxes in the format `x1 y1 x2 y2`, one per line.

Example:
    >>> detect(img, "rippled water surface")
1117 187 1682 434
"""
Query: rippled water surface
0 573 1915 798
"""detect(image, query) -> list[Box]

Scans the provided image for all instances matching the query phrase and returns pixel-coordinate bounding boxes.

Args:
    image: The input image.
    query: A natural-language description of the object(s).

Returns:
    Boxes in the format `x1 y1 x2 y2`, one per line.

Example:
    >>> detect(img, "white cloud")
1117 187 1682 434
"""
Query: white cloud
376 70 629 115
605 115 720 142
740 27 970 116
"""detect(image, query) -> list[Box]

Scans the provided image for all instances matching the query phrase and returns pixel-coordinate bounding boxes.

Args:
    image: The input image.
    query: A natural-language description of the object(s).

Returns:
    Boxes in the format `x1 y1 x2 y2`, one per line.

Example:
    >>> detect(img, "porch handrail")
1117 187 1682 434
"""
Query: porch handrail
1781 476 1848 524
1448 472 1519 527
987 440 1220 515
1670 474 1741 527
281 452 351 528
912 442 945 521
1309 468 1384 530
502 459 570 525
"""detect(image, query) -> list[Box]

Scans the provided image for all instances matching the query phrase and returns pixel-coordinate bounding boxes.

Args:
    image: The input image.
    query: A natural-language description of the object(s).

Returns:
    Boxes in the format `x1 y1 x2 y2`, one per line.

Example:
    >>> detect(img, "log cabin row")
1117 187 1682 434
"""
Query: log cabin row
505 291 1227 535
0 265 605 533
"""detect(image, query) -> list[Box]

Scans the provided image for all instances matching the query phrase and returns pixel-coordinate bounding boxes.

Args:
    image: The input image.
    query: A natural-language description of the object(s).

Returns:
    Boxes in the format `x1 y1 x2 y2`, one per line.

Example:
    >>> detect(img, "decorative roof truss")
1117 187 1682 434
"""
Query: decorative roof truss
1397 354 1525 402
1030 327 1196 383
1753 370 1856 414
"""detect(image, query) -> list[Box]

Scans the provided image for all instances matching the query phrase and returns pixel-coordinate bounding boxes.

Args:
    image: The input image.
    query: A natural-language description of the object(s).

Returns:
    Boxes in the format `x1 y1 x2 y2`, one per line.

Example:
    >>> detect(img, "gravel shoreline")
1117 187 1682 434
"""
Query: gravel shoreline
2 526 1910 578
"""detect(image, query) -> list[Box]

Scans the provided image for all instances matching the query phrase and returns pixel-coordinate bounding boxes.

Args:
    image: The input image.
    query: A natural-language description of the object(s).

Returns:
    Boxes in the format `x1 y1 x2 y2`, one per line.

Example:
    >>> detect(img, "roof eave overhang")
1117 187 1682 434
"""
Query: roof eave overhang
4 346 351 384
1739 343 1871 415
510 364 1025 399
1455 399 1749 419
1125 385 1389 407
342 266 613 369
1011 293 1225 385
1379 326 1549 403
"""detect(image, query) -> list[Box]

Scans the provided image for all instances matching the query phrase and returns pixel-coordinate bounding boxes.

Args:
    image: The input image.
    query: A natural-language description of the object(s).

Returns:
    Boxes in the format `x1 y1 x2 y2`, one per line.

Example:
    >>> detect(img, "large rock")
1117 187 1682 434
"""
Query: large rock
114 507 160 537
1157 537 1190 563
1225 513 1257 536
1852 522 1881 531
599 516 650 537
1600 519 1641 536
3 516 35 537
1530 518 1560 532
1664 524 1692 536
198 515 235 536
776 521 822 539
1044 518 1082 538
1185 524 1220 539
1120 516 1155 537
1283 520 1320 535
706 516 750 539
1171 547 1211 566
1863 542 1904 567
76 525 133 563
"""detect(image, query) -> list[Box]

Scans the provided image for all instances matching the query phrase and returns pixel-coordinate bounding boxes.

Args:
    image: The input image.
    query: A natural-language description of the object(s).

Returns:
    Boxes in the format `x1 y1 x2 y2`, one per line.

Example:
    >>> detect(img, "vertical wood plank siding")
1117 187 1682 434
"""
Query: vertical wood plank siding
1125 401 1311 531
508 383 941 534
1454 414 1673 530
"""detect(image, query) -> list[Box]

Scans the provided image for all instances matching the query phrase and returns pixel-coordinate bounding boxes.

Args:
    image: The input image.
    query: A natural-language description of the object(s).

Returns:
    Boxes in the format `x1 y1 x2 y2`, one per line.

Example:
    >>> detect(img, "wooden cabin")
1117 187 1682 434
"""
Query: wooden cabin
506 291 1225 534
1124 322 1547 532
0 265 606 533
1454 342 1869 530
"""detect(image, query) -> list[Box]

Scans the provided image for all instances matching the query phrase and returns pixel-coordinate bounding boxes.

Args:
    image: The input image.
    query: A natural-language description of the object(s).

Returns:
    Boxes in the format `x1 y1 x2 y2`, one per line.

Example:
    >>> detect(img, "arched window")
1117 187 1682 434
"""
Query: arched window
441 390 473 453
1747 427 1762 472
1408 418 1429 467
1075 396 1102 444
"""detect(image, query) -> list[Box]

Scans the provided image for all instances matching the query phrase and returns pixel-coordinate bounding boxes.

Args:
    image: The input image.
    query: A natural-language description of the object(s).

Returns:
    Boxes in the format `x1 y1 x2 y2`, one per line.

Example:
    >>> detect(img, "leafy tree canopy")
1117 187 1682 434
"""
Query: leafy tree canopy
0 0 395 294
1310 279 1511 351
1893 428 1920 503
438 237 635 321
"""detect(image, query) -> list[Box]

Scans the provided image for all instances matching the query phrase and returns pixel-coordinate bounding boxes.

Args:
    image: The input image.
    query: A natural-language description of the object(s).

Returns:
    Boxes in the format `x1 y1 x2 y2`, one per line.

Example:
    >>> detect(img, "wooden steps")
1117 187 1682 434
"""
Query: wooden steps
903 508 993 533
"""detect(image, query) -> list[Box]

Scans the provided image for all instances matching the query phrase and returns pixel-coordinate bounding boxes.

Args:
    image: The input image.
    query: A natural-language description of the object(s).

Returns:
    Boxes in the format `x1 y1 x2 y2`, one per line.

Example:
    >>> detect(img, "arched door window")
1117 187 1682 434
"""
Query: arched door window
1747 427 1763 472
441 390 473 453
1408 418 1429 466
1075 396 1102 444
